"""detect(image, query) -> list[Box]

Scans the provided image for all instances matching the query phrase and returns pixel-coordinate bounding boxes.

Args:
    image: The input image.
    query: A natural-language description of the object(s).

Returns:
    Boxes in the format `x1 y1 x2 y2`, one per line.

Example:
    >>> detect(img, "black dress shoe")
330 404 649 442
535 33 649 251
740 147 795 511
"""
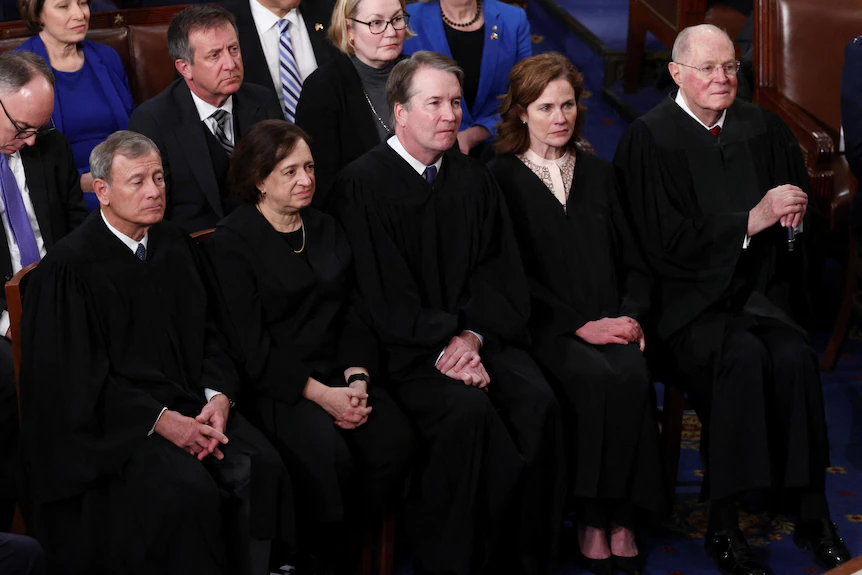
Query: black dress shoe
704 528 768 575
793 519 852 569
579 555 613 575
612 553 642 574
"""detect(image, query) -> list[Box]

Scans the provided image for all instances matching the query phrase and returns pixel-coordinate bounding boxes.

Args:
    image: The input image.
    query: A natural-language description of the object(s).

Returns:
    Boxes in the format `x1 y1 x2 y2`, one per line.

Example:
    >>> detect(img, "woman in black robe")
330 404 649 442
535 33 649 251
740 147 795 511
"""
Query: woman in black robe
206 120 414 574
488 53 662 575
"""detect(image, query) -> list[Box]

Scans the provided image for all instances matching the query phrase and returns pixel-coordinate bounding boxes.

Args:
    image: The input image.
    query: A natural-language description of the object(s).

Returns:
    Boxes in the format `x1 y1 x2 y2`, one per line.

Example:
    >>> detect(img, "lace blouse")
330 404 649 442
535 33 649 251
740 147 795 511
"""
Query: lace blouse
516 148 575 211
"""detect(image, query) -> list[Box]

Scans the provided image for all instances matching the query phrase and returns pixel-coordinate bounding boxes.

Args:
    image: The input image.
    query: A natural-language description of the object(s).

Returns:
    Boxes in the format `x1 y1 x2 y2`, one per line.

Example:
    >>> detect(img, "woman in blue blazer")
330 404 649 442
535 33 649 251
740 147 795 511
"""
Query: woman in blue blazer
404 0 531 156
17 0 134 207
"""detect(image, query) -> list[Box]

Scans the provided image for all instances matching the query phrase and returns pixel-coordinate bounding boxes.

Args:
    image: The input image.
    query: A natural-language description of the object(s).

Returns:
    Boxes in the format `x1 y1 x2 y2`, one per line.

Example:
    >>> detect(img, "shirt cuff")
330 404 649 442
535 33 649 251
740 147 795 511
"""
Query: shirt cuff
0 311 9 339
204 388 224 403
148 407 168 436
464 330 484 347
742 234 751 249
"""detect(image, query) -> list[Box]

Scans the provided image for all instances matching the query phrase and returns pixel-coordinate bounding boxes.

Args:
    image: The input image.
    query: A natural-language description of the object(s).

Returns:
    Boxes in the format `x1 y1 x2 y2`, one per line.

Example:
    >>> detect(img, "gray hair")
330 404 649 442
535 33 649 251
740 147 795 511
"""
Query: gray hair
672 23 733 63
90 131 160 184
0 51 54 95
386 50 463 124
167 5 238 63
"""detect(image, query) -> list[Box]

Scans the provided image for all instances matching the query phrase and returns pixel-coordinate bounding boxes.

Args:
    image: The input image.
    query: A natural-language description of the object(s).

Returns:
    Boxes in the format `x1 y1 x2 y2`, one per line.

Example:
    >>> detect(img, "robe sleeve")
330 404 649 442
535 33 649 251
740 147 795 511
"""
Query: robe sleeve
333 176 461 360
613 121 748 292
610 176 653 323
206 232 314 405
335 290 379 375
20 255 165 504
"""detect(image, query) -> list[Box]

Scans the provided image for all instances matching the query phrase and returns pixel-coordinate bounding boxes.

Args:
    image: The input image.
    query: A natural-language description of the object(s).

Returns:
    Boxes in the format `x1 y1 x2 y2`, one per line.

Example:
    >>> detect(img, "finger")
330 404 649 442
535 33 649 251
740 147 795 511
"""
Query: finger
212 447 225 460
350 396 360 407
452 352 473 374
639 334 646 352
606 336 630 345
478 363 491 385
469 354 481 367
199 425 229 445
438 348 465 374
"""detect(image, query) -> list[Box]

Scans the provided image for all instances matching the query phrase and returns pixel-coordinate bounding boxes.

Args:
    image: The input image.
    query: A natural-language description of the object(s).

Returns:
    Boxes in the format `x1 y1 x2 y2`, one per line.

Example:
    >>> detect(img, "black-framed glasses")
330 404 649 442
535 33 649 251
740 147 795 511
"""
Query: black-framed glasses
350 13 409 34
674 60 741 79
0 97 55 140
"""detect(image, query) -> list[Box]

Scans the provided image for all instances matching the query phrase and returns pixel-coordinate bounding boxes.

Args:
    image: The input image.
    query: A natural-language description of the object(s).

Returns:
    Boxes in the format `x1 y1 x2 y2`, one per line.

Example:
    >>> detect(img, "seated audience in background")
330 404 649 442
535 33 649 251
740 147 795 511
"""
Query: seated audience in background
614 24 850 575
402 0 530 157
19 130 295 575
207 120 414 574
489 52 663 575
295 0 410 205
16 0 134 209
0 50 85 531
221 0 338 121
128 5 282 234
332 51 565 575
842 36 862 243
0 533 44 575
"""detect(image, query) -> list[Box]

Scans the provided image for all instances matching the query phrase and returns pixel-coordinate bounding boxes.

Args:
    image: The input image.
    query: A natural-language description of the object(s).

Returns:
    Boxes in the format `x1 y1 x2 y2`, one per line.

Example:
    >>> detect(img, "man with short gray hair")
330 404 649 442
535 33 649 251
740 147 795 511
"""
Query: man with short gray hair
615 23 850 574
0 50 86 531
128 4 282 234
19 130 295 575
333 51 565 575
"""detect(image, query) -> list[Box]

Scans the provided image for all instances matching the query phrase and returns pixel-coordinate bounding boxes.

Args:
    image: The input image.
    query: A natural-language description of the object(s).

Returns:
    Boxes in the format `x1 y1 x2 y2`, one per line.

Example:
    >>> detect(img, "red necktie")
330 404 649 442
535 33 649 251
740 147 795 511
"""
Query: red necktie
709 125 722 137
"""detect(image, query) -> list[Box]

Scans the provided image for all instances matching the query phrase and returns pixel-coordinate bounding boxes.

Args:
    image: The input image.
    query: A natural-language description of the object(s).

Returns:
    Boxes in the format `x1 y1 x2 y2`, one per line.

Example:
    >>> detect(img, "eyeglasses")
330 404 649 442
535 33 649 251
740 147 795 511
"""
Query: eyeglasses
350 13 409 35
0 97 55 140
674 60 741 79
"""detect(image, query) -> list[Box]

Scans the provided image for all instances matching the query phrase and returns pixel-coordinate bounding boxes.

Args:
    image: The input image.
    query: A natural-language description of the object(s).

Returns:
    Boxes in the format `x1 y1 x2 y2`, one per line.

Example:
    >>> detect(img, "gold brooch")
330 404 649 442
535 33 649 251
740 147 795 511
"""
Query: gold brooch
315 23 324 31
490 32 498 40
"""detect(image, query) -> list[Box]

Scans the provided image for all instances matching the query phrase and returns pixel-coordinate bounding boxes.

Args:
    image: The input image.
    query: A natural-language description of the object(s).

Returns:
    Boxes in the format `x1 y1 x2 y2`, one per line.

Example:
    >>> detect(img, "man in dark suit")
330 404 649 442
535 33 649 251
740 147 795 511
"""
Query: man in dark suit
0 50 86 531
842 36 862 243
220 0 338 121
128 5 282 234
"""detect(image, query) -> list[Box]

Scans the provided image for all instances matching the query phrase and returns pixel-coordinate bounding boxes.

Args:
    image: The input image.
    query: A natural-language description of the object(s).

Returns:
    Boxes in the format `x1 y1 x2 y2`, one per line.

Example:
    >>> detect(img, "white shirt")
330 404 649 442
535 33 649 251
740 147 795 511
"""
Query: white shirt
0 151 46 335
387 135 484 362
99 210 224 435
249 0 318 107
190 90 235 145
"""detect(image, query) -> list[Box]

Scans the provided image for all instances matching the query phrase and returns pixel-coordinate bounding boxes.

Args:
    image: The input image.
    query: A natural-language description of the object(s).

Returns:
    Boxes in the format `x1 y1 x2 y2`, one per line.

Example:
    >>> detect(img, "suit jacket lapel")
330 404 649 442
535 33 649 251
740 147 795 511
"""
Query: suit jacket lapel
236 0 277 93
173 82 224 218
472 0 502 119
233 88 259 138
300 0 335 67
20 147 54 247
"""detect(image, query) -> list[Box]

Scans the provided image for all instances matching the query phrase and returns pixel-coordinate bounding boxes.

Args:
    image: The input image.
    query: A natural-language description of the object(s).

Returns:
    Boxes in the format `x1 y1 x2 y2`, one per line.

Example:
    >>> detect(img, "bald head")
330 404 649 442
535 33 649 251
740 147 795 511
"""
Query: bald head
672 24 734 63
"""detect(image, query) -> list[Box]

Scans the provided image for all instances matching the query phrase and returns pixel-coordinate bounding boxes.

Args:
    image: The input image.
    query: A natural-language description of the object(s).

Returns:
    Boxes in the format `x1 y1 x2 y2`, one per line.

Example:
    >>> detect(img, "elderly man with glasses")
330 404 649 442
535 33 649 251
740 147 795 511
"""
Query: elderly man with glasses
0 49 85 531
614 23 851 575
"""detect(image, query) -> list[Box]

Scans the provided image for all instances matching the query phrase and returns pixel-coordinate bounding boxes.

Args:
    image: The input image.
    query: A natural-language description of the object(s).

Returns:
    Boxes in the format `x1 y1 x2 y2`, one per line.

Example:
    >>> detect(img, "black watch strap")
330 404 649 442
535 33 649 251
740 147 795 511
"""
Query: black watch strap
347 373 370 385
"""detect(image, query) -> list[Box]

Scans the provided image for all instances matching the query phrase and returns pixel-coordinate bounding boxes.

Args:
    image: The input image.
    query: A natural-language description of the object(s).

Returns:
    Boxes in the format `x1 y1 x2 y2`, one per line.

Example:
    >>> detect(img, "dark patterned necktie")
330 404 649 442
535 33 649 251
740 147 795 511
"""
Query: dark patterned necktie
424 165 437 184
135 243 146 261
209 109 234 155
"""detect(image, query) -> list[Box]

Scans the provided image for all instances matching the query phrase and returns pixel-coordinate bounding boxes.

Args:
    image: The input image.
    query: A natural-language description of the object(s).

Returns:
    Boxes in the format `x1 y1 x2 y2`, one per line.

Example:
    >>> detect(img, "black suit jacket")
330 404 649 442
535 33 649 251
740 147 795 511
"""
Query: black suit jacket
295 52 383 206
842 36 862 243
222 0 338 99
127 78 283 233
0 130 86 311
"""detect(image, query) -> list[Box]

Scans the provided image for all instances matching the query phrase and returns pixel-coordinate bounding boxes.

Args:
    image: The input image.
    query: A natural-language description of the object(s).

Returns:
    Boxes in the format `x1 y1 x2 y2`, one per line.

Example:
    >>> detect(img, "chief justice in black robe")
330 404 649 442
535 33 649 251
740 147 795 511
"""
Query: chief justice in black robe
19 131 294 575
331 52 566 575
206 121 414 572
489 53 662 574
614 25 850 574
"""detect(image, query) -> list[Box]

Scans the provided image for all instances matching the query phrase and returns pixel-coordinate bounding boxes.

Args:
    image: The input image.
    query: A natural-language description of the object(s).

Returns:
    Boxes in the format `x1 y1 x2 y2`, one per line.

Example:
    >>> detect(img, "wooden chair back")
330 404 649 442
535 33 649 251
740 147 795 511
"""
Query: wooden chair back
190 228 216 243
4 262 38 424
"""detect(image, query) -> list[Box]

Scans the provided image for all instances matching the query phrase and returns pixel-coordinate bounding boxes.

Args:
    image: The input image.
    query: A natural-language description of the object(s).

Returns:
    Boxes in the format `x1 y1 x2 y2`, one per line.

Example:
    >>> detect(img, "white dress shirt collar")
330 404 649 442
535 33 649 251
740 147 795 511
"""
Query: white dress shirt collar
189 89 234 123
674 90 727 131
100 210 149 254
250 0 282 35
387 135 444 175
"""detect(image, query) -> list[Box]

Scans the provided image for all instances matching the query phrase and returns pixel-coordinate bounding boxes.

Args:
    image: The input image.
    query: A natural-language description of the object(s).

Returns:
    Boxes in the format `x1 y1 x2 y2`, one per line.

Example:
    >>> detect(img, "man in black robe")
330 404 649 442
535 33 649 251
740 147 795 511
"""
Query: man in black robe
614 24 851 575
19 131 294 575
331 51 565 575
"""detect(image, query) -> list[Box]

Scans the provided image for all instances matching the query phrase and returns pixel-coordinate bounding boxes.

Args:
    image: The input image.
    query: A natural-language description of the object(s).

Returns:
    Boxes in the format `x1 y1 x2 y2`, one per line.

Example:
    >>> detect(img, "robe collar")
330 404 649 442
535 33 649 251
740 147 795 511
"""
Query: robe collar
99 209 149 254
674 90 727 132
387 135 443 175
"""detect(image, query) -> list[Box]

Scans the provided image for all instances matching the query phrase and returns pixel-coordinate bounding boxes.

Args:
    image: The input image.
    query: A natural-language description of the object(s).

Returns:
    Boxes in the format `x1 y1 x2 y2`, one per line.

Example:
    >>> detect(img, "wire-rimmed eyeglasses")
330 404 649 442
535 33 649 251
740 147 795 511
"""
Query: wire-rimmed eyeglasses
674 60 741 79
349 13 410 35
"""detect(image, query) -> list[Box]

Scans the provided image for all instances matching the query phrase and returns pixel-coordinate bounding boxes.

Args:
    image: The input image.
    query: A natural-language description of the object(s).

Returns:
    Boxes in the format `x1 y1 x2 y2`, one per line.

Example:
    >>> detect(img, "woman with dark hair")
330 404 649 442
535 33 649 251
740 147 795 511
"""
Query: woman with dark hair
294 0 413 206
488 53 663 575
206 120 414 574
17 0 134 208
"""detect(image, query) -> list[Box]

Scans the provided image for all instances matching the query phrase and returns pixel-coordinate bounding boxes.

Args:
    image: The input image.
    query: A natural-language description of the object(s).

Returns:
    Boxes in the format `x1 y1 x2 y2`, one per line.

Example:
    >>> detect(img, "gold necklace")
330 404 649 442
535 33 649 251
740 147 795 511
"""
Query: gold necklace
257 203 306 253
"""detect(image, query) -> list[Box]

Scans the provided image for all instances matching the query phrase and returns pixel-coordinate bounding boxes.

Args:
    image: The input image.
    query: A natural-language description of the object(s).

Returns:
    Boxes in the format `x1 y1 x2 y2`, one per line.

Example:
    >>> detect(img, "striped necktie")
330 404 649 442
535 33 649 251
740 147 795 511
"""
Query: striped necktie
278 19 302 122
209 109 234 155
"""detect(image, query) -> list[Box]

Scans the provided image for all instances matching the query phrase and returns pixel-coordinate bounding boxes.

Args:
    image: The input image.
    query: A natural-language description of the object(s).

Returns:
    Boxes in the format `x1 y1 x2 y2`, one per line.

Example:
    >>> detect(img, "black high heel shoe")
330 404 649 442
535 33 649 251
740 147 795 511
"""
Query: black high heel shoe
579 552 613 575
612 553 642 575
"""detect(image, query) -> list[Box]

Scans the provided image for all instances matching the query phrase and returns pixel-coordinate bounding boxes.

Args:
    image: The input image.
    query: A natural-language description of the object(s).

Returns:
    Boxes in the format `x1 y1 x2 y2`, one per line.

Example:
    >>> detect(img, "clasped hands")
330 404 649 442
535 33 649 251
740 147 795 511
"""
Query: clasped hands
303 370 373 430
747 183 808 237
436 331 491 389
155 393 231 461
575 316 645 351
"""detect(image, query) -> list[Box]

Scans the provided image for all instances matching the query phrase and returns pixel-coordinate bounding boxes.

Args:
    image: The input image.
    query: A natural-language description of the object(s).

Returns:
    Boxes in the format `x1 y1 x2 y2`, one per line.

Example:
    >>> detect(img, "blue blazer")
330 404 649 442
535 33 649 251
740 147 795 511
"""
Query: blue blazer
403 0 531 136
17 36 135 139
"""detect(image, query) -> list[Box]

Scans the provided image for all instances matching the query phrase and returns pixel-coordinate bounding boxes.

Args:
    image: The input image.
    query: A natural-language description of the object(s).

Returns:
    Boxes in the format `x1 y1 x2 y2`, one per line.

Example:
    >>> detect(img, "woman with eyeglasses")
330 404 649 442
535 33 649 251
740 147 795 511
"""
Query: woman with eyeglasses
16 0 134 208
294 0 412 207
402 0 531 159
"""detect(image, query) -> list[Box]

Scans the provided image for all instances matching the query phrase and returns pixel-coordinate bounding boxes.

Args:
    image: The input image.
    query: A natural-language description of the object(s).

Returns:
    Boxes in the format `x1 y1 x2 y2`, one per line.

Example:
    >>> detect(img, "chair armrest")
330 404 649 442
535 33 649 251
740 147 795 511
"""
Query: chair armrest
756 87 835 169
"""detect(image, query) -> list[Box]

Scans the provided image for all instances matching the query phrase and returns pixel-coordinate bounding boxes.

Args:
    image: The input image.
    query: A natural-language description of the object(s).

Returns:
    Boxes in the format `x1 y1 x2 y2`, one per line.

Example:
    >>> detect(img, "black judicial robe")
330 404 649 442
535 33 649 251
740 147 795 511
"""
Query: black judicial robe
613 96 829 500
332 143 565 575
19 213 294 573
489 151 662 512
206 204 413 526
